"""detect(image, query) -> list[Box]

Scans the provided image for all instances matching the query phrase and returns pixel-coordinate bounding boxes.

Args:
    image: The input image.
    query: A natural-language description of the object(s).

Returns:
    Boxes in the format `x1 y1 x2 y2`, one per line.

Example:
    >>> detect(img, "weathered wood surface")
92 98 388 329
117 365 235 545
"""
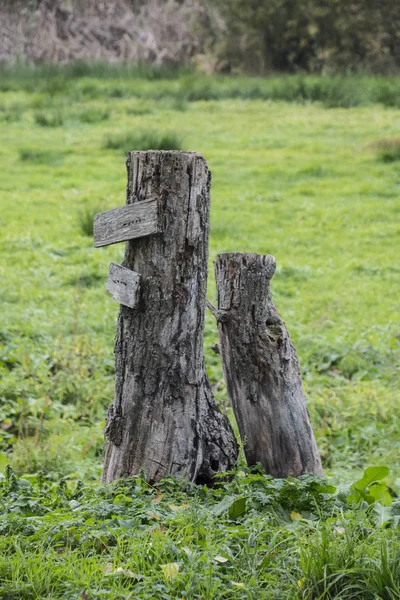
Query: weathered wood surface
93 198 160 248
106 263 141 309
215 252 322 478
102 151 238 485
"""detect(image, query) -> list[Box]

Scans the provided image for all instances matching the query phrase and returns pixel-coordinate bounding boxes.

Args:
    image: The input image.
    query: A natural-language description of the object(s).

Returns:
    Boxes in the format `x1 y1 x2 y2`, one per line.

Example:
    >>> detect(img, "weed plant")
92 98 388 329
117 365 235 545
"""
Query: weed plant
34 110 64 127
104 132 183 153
78 205 104 237
378 146 400 163
125 104 153 115
78 108 110 123
18 148 66 165
0 103 24 122
368 138 400 163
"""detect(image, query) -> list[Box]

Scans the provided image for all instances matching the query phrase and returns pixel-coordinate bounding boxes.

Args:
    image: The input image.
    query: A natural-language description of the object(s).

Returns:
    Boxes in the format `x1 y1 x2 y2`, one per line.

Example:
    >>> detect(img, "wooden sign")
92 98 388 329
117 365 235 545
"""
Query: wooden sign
106 263 141 308
94 198 160 248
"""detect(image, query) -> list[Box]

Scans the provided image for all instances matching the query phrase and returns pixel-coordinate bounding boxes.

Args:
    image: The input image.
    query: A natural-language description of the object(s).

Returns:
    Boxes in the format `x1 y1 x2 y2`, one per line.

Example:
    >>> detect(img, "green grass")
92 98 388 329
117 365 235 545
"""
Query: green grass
78 205 105 237
0 66 399 598
104 131 183 153
2 63 400 108
0 467 399 600
377 142 400 163
78 108 110 124
34 110 64 127
18 148 66 165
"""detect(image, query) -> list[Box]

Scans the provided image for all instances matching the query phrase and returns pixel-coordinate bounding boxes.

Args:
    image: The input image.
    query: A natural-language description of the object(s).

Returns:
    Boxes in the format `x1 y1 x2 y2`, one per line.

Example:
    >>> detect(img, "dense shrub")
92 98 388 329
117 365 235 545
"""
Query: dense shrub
104 131 183 154
214 0 400 74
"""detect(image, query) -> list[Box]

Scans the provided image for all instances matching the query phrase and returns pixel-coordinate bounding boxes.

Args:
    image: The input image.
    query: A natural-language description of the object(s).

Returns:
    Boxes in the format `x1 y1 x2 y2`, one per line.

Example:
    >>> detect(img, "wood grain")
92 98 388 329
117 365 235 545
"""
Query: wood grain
106 263 141 309
215 252 322 478
102 151 238 485
93 198 160 248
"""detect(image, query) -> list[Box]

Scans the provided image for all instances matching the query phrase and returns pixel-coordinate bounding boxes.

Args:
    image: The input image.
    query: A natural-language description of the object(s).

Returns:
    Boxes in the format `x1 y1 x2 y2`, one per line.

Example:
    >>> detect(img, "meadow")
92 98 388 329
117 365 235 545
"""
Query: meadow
0 66 399 599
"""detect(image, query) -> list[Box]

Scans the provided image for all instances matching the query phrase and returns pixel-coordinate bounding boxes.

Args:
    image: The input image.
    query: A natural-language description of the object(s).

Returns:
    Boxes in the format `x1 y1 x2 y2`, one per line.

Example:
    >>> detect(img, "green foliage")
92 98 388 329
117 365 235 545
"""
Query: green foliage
379 147 400 163
371 139 400 163
362 543 400 600
10 427 103 481
378 145 400 163
18 148 66 165
0 102 24 122
78 205 104 237
78 108 110 123
0 62 189 94
169 97 188 112
0 468 398 599
215 0 400 74
3 63 400 108
125 103 153 116
0 453 8 473
104 131 184 153
34 110 64 127
2 3 400 76
347 467 392 507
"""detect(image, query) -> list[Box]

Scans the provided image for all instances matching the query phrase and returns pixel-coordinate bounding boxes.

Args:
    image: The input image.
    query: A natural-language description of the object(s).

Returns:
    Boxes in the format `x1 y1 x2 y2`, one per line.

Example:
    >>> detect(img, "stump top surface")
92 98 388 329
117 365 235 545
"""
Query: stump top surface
127 150 206 160
216 253 276 278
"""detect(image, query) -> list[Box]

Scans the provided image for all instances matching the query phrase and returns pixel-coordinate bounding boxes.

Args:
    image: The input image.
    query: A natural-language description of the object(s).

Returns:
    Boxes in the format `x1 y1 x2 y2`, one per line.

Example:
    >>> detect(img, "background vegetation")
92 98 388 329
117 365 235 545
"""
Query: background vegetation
1 0 400 74
0 63 399 598
215 0 400 74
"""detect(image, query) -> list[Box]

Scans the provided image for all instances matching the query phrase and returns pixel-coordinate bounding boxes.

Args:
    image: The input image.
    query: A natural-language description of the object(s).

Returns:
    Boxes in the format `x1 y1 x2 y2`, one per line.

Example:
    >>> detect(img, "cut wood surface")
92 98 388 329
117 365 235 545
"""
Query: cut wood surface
93 198 160 248
102 151 238 485
106 263 141 309
215 252 322 478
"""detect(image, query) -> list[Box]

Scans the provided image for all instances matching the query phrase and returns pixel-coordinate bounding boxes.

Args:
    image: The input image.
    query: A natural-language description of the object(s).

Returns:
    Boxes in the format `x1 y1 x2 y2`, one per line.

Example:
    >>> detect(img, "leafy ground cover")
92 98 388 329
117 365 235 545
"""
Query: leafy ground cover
1 466 399 599
2 63 400 108
0 66 399 598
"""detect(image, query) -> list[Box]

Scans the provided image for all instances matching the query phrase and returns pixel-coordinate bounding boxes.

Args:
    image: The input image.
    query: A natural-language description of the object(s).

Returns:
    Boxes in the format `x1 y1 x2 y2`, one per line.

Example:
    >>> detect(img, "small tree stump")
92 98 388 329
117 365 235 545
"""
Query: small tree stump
102 151 238 485
214 252 322 478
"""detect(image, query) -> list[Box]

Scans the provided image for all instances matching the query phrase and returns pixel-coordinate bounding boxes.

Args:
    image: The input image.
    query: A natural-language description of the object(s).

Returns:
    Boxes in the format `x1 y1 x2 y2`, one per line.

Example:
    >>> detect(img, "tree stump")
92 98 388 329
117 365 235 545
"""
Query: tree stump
214 252 322 478
102 151 238 485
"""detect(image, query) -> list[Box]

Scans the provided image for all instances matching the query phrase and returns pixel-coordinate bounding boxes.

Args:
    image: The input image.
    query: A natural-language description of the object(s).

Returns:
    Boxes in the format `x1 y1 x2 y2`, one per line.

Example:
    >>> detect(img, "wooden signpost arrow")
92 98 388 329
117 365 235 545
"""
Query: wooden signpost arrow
93 198 160 248
93 197 160 308
106 263 141 309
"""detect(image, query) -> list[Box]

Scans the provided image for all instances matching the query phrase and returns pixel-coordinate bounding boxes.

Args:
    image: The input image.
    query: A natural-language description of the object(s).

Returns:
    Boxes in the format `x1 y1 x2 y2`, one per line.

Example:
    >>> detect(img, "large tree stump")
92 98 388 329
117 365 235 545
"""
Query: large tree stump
102 151 238 485
214 252 322 478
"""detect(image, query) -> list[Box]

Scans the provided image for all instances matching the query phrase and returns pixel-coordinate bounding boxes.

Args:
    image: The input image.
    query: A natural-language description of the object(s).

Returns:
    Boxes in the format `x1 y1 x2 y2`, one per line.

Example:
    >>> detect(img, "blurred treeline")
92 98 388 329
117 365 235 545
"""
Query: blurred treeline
1 0 400 74
216 0 400 74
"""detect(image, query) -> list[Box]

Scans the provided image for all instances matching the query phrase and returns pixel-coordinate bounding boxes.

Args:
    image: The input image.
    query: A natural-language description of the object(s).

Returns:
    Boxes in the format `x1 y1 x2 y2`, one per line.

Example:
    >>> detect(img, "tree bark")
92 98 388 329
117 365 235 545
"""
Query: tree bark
102 151 238 485
214 252 322 478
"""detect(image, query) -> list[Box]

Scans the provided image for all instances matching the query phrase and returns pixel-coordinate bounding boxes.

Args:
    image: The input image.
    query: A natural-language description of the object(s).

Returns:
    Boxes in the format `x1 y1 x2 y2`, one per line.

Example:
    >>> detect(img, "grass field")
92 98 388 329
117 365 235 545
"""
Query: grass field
0 67 399 599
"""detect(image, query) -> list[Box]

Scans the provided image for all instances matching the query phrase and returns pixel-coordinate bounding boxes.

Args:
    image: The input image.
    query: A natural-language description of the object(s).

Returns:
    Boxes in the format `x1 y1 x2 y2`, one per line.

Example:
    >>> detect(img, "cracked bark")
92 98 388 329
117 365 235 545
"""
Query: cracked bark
102 151 238 485
215 252 322 478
